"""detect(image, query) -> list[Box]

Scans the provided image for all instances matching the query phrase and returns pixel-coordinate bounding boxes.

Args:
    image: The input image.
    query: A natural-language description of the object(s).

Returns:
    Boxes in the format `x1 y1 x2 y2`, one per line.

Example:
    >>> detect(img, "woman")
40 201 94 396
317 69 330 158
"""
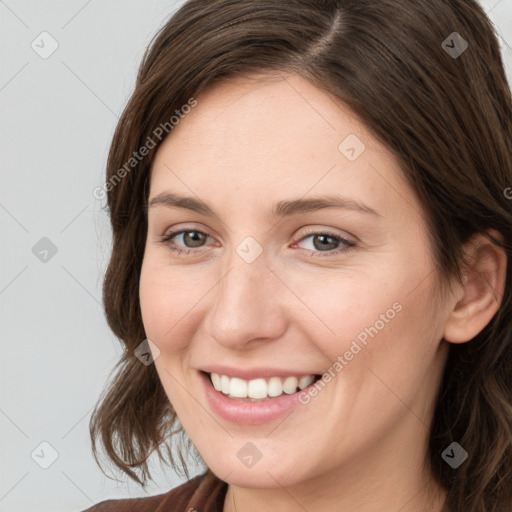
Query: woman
83 0 512 511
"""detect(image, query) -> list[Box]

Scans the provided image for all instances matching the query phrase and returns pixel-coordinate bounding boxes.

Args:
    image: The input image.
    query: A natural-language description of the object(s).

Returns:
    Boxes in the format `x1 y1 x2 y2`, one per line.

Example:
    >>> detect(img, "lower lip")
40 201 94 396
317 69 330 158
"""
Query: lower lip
200 372 314 425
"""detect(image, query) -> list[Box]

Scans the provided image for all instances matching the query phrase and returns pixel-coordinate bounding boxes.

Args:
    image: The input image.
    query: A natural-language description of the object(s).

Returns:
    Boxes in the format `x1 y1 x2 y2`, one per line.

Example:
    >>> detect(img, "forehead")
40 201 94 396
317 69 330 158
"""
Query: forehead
149 72 418 222
164 72 380 155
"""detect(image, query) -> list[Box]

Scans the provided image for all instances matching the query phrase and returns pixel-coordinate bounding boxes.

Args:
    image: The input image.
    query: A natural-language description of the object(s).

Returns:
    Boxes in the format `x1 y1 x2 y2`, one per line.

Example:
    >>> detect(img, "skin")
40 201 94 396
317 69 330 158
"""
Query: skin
138 72 507 512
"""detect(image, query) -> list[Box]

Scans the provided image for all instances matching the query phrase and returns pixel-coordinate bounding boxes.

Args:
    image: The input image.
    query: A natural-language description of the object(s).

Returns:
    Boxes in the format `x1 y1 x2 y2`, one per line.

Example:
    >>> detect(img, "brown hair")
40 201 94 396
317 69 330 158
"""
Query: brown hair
89 1 512 510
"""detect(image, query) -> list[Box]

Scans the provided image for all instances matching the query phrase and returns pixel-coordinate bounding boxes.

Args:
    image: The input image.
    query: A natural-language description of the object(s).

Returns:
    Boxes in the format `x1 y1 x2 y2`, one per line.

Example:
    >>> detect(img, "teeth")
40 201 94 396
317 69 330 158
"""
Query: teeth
221 375 230 394
268 376 282 397
230 377 248 398
209 372 317 400
247 378 267 399
299 375 315 389
283 376 298 394
211 372 222 391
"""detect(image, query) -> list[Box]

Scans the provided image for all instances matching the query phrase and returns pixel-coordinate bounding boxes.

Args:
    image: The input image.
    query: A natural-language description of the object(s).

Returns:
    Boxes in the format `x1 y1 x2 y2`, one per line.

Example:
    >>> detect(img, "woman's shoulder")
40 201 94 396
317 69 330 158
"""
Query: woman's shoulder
78 469 228 512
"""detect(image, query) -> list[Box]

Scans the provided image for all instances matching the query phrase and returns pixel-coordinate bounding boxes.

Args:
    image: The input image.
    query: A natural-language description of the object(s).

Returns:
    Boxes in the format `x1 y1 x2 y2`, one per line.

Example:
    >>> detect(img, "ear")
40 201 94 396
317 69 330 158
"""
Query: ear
443 229 507 344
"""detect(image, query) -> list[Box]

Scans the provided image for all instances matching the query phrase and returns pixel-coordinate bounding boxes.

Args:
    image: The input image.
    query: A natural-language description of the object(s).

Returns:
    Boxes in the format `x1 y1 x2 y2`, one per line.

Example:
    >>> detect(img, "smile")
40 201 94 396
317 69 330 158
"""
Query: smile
199 367 324 424
209 372 321 401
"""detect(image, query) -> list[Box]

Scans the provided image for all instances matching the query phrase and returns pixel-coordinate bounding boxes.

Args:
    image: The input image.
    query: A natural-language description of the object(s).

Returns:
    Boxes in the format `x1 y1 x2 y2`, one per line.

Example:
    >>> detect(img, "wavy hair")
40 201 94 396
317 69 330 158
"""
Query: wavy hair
89 1 512 510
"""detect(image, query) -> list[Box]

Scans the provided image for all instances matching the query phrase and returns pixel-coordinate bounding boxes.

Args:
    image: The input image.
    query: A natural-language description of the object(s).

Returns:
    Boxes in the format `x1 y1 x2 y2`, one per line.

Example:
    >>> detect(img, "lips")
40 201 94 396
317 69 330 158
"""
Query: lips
199 364 321 381
199 369 322 424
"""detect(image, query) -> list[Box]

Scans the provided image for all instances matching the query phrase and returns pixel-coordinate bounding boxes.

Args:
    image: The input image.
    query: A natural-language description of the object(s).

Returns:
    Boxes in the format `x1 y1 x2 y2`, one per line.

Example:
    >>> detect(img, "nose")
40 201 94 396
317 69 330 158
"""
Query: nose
204 252 287 350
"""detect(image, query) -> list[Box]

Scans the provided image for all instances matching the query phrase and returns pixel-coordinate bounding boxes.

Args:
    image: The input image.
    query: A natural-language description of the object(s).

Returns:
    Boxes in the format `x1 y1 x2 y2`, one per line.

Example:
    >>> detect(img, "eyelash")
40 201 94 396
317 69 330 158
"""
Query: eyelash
157 228 356 258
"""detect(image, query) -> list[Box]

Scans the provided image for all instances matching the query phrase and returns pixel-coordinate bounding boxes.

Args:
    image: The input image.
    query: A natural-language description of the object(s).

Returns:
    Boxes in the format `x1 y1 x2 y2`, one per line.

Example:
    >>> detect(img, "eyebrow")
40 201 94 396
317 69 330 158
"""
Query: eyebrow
147 191 381 218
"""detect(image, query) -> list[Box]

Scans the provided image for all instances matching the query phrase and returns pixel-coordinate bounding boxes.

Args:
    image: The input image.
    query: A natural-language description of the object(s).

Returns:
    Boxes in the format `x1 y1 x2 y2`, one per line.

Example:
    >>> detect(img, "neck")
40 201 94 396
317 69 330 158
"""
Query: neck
221 419 448 512
223 469 448 512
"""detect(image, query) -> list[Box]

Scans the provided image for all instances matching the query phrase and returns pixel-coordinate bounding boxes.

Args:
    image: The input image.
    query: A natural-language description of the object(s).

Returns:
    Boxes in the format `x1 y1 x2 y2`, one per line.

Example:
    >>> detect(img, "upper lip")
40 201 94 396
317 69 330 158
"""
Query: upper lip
199 365 320 381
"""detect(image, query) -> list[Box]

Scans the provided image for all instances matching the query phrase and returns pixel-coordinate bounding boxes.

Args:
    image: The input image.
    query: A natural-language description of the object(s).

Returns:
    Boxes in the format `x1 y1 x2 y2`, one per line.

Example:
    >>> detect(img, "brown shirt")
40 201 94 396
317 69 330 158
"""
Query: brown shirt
80 470 228 512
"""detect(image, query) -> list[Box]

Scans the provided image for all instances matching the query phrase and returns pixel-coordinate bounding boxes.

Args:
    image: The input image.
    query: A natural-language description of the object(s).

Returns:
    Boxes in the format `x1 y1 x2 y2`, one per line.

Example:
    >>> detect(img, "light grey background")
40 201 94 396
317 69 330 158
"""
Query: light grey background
1 1 511 511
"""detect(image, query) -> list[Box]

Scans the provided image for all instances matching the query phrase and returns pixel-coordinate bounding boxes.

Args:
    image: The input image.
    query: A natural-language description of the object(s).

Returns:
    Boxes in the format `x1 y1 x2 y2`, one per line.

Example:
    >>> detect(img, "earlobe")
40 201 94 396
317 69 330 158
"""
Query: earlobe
443 230 507 344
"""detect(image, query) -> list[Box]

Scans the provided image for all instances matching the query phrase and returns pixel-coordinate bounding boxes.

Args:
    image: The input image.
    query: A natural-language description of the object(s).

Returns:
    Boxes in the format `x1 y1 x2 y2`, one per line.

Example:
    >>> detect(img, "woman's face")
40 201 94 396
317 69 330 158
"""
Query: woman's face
139 73 452 490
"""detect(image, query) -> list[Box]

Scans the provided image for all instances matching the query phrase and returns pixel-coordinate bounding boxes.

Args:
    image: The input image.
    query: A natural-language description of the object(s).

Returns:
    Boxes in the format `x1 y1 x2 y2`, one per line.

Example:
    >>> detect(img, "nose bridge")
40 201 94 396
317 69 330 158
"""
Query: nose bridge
206 245 285 347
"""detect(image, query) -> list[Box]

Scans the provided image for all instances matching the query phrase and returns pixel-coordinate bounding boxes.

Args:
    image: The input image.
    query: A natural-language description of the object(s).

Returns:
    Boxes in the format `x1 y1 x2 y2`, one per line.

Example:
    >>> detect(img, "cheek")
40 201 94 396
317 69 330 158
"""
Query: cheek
282 267 401 353
139 261 198 406
297 260 440 380
138 270 168 342
329 279 442 420
139 257 206 349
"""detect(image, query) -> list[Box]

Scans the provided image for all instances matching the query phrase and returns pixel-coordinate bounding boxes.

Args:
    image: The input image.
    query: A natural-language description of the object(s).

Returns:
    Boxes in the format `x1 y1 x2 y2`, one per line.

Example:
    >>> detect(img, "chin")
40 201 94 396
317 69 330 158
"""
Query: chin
204 447 309 489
